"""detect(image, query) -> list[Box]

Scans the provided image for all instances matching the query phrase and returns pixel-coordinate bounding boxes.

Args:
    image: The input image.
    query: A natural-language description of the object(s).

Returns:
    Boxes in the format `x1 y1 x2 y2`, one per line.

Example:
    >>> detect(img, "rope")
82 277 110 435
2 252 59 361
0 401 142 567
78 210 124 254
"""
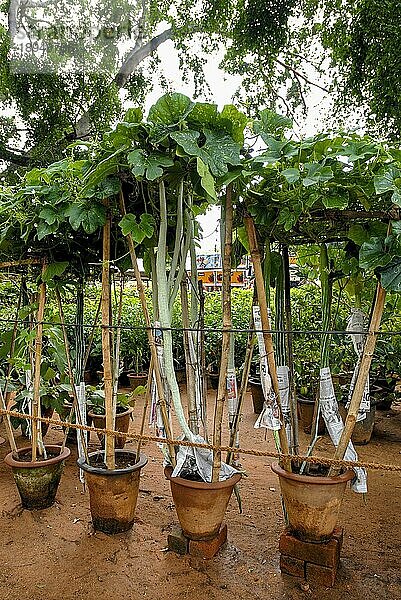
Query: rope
2 408 401 473
0 316 399 336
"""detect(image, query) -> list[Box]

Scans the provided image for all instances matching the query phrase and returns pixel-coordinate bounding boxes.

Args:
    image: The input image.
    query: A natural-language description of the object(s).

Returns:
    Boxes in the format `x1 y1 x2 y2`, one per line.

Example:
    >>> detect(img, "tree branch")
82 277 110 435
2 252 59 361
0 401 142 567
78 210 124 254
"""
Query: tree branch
0 147 30 166
74 27 173 138
275 58 330 94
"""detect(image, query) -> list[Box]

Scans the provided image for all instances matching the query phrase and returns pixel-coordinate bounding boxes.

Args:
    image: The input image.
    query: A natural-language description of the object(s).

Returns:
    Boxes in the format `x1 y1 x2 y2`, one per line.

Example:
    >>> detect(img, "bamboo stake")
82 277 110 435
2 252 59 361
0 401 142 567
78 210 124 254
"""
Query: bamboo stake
283 246 299 454
226 305 256 465
118 190 175 465
330 282 386 470
181 279 199 435
55 290 89 462
243 214 291 467
31 267 47 461
102 205 115 470
212 185 233 482
83 295 102 372
198 281 208 441
135 357 154 461
0 387 18 456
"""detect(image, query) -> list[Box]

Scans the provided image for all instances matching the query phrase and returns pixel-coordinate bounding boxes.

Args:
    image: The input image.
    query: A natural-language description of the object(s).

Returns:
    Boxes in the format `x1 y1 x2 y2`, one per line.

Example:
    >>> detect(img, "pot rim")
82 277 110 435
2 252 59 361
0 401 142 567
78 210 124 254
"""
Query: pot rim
87 405 134 419
4 445 71 469
248 377 262 385
271 462 354 485
77 449 147 476
164 465 242 490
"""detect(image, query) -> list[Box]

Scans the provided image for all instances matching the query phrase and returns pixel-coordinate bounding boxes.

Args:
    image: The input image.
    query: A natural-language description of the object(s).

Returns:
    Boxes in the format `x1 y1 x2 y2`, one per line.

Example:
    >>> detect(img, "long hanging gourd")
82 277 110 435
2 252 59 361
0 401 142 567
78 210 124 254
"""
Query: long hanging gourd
275 250 292 448
119 190 175 465
283 246 299 454
156 181 194 442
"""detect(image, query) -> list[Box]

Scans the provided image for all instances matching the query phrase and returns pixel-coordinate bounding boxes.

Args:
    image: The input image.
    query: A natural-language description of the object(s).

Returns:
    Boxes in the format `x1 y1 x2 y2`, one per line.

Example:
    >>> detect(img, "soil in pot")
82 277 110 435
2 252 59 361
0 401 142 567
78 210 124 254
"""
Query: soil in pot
4 445 70 510
88 406 134 449
298 397 325 435
249 378 264 414
271 462 354 542
78 450 147 534
164 466 241 540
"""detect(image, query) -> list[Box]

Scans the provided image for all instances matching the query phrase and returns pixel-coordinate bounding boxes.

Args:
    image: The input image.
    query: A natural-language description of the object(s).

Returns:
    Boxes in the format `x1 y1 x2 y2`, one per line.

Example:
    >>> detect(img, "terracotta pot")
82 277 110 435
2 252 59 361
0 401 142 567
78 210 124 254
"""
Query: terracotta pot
249 378 264 414
78 450 147 534
164 466 241 540
339 404 376 445
207 372 219 390
271 463 354 542
88 406 134 449
298 397 325 435
127 373 148 392
4 445 70 510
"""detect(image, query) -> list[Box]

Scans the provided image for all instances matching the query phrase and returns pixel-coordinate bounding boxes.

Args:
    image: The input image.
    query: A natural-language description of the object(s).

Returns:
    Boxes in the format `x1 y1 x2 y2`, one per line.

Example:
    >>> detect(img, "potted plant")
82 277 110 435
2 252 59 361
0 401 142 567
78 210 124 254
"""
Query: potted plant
87 386 134 449
4 270 71 510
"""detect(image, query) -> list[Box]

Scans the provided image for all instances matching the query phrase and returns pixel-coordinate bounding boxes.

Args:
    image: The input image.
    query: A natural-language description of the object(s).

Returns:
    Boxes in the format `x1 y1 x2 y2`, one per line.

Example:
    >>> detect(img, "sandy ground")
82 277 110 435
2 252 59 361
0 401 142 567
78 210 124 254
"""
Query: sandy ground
0 389 400 600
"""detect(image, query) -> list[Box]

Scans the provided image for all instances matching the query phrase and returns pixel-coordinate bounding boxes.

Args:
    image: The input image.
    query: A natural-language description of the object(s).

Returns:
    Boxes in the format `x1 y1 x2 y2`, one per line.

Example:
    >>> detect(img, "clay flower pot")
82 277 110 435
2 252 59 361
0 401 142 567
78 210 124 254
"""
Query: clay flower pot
271 463 354 542
127 373 148 392
5 445 70 510
78 450 147 534
88 406 134 449
298 397 325 435
164 466 241 540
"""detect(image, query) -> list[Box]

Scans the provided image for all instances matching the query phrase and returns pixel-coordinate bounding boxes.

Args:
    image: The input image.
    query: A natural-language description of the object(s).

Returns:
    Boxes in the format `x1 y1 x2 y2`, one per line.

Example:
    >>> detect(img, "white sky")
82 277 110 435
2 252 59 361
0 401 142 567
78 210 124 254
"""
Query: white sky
144 39 331 253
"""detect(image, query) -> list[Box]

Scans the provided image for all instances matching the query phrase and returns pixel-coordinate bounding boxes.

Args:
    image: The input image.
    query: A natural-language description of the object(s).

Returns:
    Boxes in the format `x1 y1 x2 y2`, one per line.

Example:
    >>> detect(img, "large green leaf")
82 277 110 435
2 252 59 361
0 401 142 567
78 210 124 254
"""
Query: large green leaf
148 93 194 125
42 262 69 282
281 168 300 184
374 165 401 195
39 206 59 225
219 105 248 144
171 128 241 176
322 190 349 209
196 158 217 200
127 150 174 180
64 202 106 234
119 213 155 244
303 163 334 187
379 258 401 291
359 237 392 270
254 109 292 138
347 224 369 246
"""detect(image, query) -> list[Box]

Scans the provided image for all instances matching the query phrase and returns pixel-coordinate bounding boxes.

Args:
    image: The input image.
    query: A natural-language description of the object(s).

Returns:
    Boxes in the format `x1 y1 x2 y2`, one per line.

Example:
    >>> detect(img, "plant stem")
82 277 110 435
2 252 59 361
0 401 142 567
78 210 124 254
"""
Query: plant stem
198 280 208 441
157 181 194 442
31 266 46 461
244 214 291 468
283 246 299 454
119 190 175 465
55 289 89 462
136 357 153 461
212 185 233 482
181 279 199 435
101 205 115 469
330 282 386 470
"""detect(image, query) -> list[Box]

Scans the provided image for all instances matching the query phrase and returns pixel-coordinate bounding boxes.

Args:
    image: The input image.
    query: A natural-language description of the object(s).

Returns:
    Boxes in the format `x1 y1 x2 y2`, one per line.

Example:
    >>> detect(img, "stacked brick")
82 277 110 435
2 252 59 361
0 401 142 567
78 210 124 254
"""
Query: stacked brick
279 527 344 587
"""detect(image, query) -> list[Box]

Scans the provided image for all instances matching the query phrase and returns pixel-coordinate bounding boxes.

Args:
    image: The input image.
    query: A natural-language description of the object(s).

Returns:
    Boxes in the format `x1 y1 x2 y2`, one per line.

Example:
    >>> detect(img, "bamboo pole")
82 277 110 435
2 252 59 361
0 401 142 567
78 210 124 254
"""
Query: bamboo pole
0 387 18 456
181 279 199 435
118 190 175 465
243 214 291 467
330 282 386 469
135 357 154 461
212 185 233 482
198 281 208 441
55 290 89 462
226 307 256 465
31 268 46 461
102 206 115 470
83 295 102 372
283 246 299 454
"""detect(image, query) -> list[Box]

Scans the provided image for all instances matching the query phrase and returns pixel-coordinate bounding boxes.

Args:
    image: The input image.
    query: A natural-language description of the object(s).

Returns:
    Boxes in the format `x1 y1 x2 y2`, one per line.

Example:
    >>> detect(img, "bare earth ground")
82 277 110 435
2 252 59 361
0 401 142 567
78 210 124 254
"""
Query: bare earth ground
0 389 400 600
